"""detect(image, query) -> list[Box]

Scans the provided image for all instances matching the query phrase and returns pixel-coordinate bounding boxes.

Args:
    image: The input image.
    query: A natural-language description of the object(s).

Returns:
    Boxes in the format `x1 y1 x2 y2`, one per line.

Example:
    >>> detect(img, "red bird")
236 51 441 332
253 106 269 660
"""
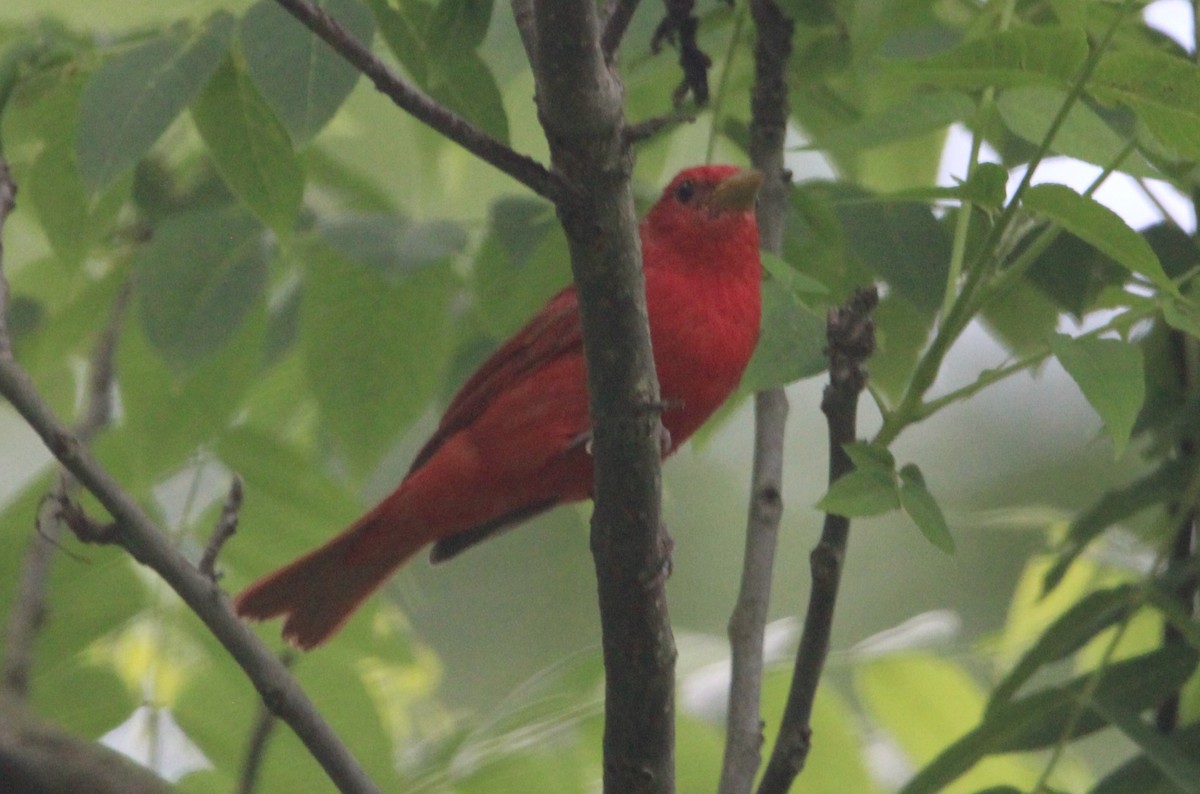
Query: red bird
235 165 764 648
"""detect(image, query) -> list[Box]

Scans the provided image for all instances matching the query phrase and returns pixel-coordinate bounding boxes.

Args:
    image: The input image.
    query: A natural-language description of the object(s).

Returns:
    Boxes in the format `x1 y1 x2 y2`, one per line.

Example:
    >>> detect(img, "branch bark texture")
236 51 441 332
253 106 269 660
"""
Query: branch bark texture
758 287 877 793
720 3 794 791
531 2 674 791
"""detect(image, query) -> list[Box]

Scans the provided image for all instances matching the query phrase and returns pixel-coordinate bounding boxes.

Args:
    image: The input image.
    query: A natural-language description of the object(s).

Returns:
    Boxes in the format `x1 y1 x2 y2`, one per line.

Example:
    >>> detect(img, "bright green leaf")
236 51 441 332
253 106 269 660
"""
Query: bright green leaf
886 27 1088 91
238 0 374 143
191 58 304 237
76 13 234 192
899 463 954 552
1051 334 1145 458
817 444 899 517
1022 183 1174 295
1091 50 1200 161
134 206 269 373
997 86 1157 178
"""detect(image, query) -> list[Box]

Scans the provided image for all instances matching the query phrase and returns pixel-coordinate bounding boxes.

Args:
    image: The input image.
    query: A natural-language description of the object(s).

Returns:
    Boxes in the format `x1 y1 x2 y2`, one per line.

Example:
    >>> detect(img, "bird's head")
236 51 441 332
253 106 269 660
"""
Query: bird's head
642 165 763 265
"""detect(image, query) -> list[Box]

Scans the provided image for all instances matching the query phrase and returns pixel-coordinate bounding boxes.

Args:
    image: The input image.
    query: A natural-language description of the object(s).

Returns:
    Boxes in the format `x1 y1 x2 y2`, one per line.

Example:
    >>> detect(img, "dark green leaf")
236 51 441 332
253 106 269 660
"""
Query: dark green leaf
369 0 508 142
1022 184 1174 294
1093 722 1200 794
428 0 492 51
239 0 374 143
1023 231 1128 318
738 273 827 392
886 27 1088 91
997 86 1156 177
191 58 304 237
979 275 1059 355
301 243 458 476
472 198 567 338
1052 335 1145 458
1090 700 1200 794
134 206 269 372
1142 222 1200 281
868 294 933 404
1044 459 1194 593
900 646 1199 794
989 585 1137 709
77 13 235 192
958 162 1009 210
899 463 954 552
834 194 952 313
1091 50 1200 161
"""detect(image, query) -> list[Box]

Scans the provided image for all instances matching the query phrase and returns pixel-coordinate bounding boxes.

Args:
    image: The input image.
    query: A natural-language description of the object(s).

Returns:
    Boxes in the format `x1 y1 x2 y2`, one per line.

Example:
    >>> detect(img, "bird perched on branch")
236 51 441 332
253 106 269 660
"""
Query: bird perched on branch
235 165 764 649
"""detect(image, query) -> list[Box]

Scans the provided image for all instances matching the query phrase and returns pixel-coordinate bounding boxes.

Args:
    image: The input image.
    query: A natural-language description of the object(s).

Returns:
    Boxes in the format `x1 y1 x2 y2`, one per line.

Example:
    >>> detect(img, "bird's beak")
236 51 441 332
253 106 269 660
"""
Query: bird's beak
706 169 764 212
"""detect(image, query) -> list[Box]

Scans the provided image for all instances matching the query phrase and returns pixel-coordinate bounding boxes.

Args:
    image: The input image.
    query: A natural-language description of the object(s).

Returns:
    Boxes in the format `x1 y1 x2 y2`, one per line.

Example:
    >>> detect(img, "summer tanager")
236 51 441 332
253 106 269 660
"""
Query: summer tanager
235 165 764 648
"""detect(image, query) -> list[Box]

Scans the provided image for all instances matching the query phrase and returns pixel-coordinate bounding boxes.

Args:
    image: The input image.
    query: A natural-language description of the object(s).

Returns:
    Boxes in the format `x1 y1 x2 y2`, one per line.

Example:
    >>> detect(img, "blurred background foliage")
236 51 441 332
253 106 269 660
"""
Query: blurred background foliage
2 0 1200 791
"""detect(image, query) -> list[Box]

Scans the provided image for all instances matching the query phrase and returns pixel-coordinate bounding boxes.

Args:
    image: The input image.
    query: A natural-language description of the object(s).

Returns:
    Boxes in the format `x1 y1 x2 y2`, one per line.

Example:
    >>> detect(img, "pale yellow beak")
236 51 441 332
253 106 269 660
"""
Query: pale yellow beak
706 169 764 212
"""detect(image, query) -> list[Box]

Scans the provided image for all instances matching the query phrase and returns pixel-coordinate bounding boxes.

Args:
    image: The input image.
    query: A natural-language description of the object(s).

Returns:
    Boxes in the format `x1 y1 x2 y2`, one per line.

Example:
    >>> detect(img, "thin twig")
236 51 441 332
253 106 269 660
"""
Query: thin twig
718 3 793 791
199 475 244 583
624 111 696 144
601 0 642 60
0 156 16 360
272 0 565 203
2 281 130 699
238 651 296 794
0 355 380 793
757 287 877 794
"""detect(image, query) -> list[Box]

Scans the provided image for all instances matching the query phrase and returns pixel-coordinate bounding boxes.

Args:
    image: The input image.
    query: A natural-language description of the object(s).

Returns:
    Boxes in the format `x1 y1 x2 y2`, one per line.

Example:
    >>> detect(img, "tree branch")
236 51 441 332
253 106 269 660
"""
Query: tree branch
272 0 565 203
199 475 244 583
531 2 674 791
719 4 793 791
0 156 15 361
0 356 380 793
0 693 173 794
600 0 642 61
2 280 130 700
757 287 877 794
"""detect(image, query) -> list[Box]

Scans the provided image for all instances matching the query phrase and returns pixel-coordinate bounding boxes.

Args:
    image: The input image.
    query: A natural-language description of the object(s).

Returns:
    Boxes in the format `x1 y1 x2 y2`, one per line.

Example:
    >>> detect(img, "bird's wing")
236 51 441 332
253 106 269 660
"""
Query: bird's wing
408 286 583 474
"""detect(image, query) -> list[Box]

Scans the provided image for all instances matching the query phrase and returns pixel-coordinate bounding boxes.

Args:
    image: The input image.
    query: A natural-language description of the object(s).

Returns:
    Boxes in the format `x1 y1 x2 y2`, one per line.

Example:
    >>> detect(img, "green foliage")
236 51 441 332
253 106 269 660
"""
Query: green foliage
4 0 1200 791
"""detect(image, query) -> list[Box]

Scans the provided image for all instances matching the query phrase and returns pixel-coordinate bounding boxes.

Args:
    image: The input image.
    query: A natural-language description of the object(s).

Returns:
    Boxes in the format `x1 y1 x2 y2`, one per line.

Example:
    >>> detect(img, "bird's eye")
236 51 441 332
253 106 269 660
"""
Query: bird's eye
674 180 696 203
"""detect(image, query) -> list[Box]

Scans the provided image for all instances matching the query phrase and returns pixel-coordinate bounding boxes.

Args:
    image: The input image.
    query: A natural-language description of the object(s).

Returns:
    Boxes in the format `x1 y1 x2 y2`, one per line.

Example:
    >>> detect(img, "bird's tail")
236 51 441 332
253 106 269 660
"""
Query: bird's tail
234 504 424 650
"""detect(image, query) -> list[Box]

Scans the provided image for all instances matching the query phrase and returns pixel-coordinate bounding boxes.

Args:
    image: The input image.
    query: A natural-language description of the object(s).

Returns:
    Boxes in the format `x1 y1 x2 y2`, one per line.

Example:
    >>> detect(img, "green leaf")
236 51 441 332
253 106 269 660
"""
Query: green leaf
817 443 900 517
901 647 1198 794
428 0 493 51
1090 700 1200 794
989 584 1137 709
855 653 1043 793
1051 335 1145 458
319 214 468 278
238 0 374 144
957 162 1009 210
1044 459 1194 593
191 58 304 237
1022 183 1174 295
804 91 975 152
886 27 1088 91
738 274 827 393
134 206 269 372
1023 231 1128 318
1093 722 1200 794
834 193 952 313
997 86 1157 178
370 0 508 142
301 243 458 476
76 13 235 192
898 463 954 552
1091 50 1200 161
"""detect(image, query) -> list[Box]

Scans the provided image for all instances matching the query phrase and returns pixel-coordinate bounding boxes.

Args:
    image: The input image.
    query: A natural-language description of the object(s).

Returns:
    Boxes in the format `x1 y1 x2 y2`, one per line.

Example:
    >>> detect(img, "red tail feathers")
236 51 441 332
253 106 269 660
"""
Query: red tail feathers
234 511 423 650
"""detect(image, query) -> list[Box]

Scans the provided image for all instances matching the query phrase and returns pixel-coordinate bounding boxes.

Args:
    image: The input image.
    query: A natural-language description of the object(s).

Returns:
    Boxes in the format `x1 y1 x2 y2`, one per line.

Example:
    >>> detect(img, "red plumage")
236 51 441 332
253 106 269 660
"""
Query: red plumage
234 165 764 648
